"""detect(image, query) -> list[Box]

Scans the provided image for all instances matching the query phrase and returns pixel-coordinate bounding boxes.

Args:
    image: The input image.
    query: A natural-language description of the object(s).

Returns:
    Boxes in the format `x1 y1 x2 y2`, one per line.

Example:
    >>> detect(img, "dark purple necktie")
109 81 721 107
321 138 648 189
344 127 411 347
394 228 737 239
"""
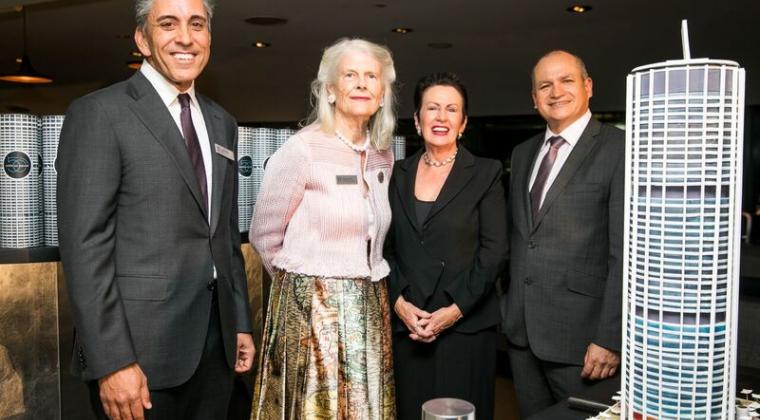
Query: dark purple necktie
530 135 565 220
177 93 208 212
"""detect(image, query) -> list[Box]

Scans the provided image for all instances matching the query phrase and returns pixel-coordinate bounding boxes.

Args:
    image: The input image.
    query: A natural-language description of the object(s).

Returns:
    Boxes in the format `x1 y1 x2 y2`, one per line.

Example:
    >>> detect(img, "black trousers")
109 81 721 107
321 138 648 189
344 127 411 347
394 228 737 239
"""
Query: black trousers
393 327 497 420
89 293 234 420
507 343 593 419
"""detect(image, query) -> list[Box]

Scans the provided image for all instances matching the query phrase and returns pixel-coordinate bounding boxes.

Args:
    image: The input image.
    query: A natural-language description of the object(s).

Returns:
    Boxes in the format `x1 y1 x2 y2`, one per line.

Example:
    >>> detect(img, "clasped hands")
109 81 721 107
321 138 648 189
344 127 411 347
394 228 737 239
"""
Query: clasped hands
394 296 462 343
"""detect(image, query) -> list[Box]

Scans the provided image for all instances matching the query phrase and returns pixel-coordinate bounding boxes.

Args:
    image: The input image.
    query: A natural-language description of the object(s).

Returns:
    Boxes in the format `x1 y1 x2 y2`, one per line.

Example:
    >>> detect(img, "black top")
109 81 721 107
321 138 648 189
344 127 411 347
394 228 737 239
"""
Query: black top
414 197 434 226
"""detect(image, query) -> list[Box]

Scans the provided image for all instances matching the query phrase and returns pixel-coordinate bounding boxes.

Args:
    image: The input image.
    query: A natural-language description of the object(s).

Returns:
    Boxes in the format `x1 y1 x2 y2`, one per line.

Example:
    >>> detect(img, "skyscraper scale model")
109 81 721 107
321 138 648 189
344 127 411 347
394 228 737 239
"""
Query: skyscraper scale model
621 21 746 419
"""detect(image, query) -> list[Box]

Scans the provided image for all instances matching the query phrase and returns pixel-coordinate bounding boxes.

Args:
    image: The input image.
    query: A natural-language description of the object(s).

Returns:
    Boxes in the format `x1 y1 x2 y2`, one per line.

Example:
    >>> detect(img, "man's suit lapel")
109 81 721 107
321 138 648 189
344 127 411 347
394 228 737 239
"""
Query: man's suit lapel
532 118 602 231
395 149 423 235
425 146 475 225
199 96 228 236
126 72 209 221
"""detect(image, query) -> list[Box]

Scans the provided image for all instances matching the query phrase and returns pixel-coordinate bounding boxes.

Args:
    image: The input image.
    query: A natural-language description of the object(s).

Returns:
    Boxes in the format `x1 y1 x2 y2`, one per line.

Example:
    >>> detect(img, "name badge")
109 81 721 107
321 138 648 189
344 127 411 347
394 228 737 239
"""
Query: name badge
336 175 358 185
215 144 235 161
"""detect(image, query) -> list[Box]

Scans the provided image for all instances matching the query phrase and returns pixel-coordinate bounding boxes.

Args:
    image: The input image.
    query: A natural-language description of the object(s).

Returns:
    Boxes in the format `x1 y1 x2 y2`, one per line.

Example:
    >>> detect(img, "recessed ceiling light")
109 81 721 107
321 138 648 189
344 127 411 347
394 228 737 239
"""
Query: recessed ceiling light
567 4 592 13
245 17 288 26
253 41 271 48
126 60 141 70
428 42 453 49
391 27 412 34
15 57 22 64
130 51 143 58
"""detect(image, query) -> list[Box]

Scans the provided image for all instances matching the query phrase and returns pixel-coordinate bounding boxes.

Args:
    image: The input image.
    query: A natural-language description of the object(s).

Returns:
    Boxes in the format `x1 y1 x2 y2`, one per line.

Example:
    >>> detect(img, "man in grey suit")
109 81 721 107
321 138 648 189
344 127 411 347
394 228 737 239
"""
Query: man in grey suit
504 50 624 418
57 0 254 418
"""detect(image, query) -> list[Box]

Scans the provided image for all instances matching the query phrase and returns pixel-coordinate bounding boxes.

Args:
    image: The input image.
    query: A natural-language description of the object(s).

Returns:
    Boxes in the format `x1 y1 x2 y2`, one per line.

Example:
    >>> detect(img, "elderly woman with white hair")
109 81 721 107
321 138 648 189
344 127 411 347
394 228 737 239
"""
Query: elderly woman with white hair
249 38 397 419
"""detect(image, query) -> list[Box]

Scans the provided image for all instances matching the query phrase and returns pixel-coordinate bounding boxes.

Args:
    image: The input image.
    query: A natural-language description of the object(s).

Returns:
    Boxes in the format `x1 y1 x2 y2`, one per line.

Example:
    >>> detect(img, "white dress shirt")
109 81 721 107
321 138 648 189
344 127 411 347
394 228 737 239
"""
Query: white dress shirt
529 110 593 207
140 61 217 279
140 61 213 219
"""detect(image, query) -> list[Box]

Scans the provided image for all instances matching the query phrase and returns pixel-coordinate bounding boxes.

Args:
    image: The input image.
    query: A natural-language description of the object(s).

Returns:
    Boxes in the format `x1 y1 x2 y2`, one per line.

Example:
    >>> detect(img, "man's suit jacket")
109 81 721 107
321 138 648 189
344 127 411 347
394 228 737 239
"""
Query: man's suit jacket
386 147 508 333
57 71 252 389
504 117 624 365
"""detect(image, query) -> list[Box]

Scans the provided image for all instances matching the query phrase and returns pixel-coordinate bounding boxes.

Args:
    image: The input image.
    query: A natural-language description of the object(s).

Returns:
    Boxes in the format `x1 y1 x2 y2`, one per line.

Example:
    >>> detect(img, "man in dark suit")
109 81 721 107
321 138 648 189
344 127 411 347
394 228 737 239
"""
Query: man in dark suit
56 0 254 418
504 50 624 418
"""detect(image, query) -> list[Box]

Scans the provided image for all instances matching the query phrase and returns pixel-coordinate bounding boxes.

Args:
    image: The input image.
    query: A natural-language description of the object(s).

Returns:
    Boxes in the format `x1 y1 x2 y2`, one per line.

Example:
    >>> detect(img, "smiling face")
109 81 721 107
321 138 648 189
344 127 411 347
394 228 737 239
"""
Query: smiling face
415 85 467 149
532 51 593 133
134 0 211 92
329 50 384 124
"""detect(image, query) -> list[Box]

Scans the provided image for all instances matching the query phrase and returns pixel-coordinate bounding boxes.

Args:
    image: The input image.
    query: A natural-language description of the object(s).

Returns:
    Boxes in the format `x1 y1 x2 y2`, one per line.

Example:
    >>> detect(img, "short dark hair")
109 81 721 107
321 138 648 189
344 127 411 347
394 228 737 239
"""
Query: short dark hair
413 72 468 118
135 0 215 33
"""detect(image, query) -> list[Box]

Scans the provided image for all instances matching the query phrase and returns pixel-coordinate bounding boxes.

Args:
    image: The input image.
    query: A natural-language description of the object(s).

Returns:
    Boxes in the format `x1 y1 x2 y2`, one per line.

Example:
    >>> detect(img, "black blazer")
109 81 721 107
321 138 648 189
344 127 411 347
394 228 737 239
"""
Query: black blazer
385 146 508 333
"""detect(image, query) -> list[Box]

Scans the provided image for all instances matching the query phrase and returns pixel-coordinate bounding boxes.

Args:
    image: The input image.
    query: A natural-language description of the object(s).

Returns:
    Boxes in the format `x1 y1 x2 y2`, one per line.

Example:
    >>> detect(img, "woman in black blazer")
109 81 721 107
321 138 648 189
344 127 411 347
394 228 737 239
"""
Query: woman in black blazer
386 73 508 419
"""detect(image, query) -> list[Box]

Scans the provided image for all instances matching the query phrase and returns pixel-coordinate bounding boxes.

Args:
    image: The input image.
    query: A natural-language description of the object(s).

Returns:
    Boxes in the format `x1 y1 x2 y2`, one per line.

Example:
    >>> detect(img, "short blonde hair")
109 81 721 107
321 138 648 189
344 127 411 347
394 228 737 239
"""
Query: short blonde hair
308 38 397 150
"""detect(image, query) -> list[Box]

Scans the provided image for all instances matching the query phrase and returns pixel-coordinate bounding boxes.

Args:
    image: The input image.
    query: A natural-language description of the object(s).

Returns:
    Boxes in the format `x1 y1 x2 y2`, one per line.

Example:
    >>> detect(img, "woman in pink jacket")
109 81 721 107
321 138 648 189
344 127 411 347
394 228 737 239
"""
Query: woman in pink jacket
249 38 397 420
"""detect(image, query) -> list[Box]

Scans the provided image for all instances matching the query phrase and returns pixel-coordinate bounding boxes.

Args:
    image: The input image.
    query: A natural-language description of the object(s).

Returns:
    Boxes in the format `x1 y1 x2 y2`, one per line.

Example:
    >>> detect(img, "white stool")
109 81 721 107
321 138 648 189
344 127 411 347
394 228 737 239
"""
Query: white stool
421 398 476 420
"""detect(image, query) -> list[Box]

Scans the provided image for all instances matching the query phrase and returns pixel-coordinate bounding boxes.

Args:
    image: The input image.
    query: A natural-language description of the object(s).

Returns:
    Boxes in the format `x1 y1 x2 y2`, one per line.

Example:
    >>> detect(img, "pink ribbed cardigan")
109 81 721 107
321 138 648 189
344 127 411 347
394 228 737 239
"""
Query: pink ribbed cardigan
250 124 393 281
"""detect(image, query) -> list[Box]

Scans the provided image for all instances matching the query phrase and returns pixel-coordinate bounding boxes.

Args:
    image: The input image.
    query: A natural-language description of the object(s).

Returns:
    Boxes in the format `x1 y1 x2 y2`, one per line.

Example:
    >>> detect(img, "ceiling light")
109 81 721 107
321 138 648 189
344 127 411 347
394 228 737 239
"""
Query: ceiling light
131 51 143 58
428 42 453 49
0 7 53 84
245 17 288 26
391 27 412 34
126 60 142 70
253 42 271 48
567 4 592 13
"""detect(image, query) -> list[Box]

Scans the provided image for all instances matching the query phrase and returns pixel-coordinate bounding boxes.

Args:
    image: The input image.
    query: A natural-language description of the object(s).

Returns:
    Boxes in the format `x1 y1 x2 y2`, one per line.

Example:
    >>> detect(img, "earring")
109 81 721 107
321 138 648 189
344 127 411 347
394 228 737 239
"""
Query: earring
328 94 336 104
458 132 463 140
379 100 384 108
416 127 421 136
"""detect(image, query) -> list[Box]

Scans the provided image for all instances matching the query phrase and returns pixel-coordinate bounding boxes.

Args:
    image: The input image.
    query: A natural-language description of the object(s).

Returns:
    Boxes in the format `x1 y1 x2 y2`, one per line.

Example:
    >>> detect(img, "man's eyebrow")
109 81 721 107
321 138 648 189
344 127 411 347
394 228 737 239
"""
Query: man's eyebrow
154 14 207 21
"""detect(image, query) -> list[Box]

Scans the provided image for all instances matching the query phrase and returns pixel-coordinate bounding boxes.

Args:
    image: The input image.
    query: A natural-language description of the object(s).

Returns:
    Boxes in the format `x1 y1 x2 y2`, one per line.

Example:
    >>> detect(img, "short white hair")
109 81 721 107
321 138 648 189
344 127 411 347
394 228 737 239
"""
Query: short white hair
308 38 397 150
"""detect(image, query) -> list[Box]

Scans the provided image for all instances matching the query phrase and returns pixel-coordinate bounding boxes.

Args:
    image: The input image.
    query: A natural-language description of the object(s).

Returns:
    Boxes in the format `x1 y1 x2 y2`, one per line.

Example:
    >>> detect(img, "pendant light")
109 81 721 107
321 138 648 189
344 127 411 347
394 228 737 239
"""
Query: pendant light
0 7 53 84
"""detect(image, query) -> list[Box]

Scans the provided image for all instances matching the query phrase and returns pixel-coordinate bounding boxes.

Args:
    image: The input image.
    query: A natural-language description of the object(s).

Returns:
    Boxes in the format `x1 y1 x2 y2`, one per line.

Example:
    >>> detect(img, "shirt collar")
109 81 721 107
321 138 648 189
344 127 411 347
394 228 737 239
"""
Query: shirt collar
139 60 198 109
543 109 592 148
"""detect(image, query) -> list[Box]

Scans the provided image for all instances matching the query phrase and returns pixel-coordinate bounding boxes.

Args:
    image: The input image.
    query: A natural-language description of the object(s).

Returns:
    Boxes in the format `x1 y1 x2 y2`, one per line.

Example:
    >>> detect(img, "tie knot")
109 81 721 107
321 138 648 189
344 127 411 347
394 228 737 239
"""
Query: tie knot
177 93 191 110
547 135 565 149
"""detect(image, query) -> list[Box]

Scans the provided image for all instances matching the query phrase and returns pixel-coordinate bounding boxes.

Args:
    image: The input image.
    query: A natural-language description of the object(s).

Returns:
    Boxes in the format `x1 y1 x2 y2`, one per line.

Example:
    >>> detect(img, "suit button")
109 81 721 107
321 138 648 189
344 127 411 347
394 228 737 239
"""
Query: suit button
524 277 533 285
528 240 536 249
440 261 445 267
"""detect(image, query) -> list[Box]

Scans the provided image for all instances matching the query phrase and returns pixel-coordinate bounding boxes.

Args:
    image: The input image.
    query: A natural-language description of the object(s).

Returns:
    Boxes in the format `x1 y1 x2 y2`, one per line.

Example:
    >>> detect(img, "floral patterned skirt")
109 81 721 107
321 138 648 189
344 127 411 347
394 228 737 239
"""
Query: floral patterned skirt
251 271 395 420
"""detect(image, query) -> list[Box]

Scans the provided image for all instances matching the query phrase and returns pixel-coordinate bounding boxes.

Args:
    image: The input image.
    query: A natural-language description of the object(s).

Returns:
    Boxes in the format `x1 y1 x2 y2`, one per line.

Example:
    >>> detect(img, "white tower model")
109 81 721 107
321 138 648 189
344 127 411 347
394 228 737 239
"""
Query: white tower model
621 21 745 419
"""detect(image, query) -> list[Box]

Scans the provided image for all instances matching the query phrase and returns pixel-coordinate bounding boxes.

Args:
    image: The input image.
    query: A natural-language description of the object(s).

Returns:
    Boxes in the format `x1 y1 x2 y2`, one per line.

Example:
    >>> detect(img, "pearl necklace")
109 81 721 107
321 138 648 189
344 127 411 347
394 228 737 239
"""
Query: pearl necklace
335 130 370 152
422 149 458 167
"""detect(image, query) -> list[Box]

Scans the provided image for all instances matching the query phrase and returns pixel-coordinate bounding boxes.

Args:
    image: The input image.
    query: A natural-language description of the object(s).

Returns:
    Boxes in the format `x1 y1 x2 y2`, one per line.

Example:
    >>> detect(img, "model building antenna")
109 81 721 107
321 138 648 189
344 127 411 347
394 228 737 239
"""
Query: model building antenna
681 19 691 59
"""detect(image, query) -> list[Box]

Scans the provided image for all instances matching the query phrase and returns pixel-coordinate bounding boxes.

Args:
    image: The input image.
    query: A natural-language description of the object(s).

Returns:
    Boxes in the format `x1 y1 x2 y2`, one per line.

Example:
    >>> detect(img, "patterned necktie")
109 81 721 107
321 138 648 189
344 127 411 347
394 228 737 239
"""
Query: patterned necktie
177 93 208 212
530 135 565 220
